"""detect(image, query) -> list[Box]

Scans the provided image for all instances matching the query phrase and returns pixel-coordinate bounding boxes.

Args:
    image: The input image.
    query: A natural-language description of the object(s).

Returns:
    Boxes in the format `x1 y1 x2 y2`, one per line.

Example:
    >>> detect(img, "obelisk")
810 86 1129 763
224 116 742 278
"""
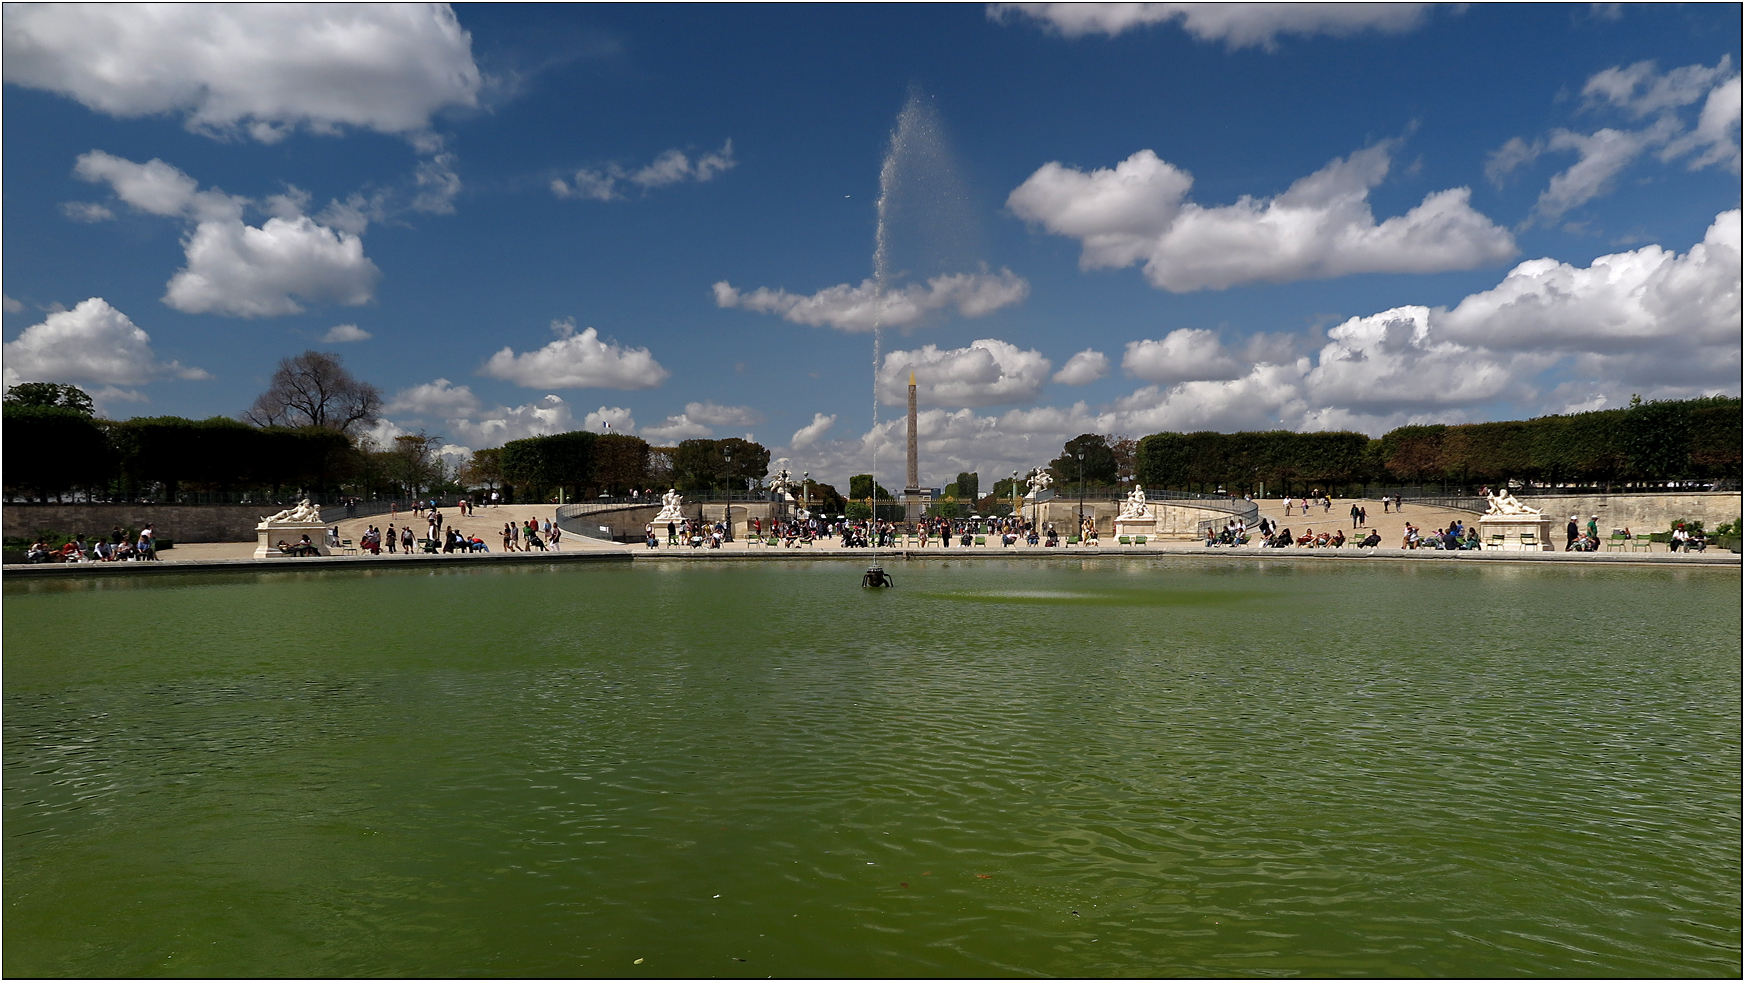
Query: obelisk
904 370 922 522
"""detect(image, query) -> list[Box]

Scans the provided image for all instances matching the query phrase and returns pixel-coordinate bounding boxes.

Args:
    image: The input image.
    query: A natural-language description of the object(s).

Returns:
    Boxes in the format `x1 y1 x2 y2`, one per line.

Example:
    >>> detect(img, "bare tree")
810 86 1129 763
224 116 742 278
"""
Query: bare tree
244 350 382 436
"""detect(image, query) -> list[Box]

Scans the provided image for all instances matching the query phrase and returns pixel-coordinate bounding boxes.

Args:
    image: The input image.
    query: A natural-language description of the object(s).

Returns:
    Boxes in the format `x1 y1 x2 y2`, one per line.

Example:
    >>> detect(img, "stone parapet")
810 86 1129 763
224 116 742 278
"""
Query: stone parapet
4 503 272 543
1511 492 1740 533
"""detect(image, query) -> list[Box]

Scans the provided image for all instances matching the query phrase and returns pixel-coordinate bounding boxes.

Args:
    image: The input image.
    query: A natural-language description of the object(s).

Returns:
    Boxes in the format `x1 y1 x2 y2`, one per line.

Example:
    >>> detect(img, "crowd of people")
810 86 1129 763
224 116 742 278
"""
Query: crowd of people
23 523 159 563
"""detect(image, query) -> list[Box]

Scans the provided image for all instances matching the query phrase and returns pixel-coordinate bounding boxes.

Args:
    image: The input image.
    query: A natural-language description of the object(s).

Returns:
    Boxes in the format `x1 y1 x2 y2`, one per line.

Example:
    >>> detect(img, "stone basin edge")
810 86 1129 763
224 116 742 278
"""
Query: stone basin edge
3 546 1737 577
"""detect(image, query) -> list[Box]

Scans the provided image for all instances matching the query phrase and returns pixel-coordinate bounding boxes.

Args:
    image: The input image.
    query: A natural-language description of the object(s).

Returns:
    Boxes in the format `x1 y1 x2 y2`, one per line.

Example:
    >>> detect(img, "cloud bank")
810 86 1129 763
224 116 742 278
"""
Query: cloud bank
989 3 1437 48
783 211 1740 486
2 297 208 390
1009 143 1516 291
4 3 481 142
73 151 381 317
480 318 669 390
713 269 1029 331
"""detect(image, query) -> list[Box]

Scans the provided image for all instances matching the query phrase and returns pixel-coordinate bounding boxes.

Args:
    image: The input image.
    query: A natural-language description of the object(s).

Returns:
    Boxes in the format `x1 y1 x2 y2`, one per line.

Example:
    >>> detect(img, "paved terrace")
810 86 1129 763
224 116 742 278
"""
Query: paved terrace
7 502 1735 576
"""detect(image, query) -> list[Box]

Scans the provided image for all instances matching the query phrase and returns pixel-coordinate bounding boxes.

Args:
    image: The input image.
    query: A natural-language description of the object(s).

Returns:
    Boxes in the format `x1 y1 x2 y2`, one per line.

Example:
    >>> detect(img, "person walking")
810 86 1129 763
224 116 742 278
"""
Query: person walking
1350 503 1361 529
550 518 562 551
1565 515 1580 550
386 523 397 553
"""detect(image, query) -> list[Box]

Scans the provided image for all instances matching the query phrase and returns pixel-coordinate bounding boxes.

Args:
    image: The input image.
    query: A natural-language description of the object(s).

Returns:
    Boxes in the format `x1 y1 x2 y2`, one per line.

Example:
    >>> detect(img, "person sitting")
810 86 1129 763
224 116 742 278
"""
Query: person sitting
1331 529 1346 548
26 539 52 563
1359 529 1382 548
1296 529 1316 546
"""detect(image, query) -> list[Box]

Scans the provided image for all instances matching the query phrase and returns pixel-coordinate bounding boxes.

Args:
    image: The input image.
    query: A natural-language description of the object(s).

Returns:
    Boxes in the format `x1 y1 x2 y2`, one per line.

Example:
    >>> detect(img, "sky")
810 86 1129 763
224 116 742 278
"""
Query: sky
3 2 1740 491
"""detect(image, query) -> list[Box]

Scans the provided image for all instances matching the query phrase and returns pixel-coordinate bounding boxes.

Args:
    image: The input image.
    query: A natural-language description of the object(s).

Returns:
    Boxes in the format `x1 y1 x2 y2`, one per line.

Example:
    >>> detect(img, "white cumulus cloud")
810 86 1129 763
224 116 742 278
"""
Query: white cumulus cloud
441 395 581 449
3 3 481 141
989 3 1437 48
713 269 1029 332
1052 349 1110 385
165 214 380 317
322 323 372 343
1122 329 1244 384
1438 209 1741 354
584 406 637 434
878 338 1052 408
2 297 208 388
480 318 669 390
640 414 715 441
1009 143 1516 292
789 412 837 449
684 401 764 426
553 141 736 200
783 212 1741 486
74 151 381 317
384 378 480 418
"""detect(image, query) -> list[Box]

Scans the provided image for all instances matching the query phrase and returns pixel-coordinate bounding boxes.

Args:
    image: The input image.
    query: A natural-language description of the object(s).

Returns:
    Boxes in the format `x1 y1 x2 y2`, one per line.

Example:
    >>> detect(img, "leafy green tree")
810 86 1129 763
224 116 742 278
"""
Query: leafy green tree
672 439 726 490
845 501 873 520
462 447 504 492
1688 396 1742 476
1377 425 1447 485
590 434 649 494
849 474 893 500
717 437 770 491
1051 434 1117 486
1621 396 1693 480
4 382 94 416
810 482 846 516
943 471 978 500
2 404 113 500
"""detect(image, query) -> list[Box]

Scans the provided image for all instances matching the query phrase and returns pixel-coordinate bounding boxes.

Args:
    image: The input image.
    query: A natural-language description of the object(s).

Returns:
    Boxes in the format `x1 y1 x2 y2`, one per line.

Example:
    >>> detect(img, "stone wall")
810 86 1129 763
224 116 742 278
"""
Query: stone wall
1509 492 1740 533
1029 499 1233 539
3 504 271 543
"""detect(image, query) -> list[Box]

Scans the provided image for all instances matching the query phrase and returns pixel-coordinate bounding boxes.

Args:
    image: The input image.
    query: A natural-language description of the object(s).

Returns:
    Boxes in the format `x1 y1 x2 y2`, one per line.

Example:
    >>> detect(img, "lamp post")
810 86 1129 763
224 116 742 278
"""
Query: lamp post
1076 450 1086 544
720 444 734 542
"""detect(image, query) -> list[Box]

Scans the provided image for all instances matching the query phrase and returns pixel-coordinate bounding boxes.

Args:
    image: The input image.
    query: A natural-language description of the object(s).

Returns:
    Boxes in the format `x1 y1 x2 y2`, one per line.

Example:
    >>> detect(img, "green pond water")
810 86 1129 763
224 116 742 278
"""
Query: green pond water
4 558 1740 978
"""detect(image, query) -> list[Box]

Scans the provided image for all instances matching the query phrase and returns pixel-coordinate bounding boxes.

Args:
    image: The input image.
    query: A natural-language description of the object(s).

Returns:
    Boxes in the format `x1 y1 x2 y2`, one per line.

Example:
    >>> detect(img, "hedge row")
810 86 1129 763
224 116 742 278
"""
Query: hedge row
3 409 355 500
1136 396 1741 493
498 432 773 498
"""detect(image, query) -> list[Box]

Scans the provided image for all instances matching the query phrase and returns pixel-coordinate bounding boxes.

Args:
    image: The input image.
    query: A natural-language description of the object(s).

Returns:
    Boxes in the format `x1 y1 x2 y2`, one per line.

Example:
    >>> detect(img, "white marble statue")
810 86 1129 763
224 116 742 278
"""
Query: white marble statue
1484 490 1542 516
655 487 685 520
768 468 796 501
1119 485 1151 518
1024 467 1053 498
262 498 322 524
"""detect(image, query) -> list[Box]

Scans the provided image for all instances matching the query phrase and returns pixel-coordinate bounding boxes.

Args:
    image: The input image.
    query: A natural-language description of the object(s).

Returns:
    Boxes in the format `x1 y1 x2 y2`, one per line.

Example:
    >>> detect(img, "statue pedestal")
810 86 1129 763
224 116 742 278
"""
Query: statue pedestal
1113 510 1158 540
254 522 332 558
1477 514 1553 551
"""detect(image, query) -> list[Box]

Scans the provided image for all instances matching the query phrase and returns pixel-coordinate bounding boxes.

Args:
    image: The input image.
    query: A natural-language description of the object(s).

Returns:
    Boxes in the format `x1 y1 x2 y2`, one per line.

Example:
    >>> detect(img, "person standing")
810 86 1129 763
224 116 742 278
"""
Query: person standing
1586 515 1599 543
1565 515 1580 550
550 520 562 551
386 523 397 553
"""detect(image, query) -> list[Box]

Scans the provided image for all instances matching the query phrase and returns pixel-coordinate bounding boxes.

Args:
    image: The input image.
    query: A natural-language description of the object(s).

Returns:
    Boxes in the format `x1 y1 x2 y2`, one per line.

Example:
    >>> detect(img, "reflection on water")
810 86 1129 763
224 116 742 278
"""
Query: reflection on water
4 559 1740 977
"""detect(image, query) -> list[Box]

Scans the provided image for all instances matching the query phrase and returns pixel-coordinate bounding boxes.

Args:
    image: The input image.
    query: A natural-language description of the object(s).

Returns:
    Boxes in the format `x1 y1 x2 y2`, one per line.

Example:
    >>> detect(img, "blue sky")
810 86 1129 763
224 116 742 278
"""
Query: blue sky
4 3 1740 488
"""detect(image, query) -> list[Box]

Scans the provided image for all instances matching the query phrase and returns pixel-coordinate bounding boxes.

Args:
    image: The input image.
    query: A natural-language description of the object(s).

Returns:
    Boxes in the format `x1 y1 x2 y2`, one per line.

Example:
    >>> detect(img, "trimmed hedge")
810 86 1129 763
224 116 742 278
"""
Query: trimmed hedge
1135 396 1741 492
